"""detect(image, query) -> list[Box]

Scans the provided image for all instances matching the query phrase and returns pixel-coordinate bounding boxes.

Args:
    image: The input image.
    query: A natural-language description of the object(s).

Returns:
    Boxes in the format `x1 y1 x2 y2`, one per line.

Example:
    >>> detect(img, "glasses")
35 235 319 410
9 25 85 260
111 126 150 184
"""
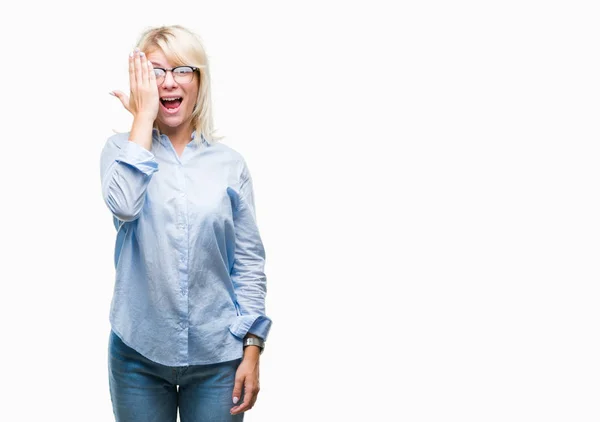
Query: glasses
152 66 199 84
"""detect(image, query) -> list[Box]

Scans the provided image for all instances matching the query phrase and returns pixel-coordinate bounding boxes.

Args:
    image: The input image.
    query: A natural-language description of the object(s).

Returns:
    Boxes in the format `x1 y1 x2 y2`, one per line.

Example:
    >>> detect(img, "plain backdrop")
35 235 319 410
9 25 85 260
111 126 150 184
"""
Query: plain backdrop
0 0 599 421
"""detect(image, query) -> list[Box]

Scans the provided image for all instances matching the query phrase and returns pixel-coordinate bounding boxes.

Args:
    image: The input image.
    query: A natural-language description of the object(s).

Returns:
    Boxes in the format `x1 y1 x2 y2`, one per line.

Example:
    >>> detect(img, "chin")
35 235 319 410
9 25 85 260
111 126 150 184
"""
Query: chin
158 116 185 128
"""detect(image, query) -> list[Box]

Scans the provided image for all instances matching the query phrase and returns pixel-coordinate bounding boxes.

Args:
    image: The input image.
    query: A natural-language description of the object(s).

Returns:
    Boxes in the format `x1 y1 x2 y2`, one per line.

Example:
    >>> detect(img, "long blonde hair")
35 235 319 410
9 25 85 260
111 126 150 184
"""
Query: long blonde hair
135 25 223 145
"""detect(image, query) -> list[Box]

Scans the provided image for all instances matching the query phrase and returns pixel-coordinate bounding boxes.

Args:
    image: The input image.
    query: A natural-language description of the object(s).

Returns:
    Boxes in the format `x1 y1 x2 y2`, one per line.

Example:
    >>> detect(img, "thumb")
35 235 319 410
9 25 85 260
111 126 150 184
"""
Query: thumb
232 374 244 404
110 90 132 114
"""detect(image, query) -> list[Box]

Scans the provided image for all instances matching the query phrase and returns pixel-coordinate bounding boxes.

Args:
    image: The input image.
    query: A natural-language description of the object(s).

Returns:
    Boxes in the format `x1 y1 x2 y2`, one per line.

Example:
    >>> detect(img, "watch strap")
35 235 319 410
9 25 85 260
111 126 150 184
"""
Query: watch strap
243 337 265 354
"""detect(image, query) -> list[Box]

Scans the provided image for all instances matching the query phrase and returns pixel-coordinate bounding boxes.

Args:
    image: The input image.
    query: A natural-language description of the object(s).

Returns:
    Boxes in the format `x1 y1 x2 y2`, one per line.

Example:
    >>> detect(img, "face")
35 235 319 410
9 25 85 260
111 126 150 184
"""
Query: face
146 49 200 134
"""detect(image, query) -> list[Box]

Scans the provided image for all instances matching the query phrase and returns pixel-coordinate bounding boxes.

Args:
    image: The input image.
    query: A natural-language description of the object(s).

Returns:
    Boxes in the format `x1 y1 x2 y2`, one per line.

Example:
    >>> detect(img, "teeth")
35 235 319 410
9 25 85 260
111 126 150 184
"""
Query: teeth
161 97 182 101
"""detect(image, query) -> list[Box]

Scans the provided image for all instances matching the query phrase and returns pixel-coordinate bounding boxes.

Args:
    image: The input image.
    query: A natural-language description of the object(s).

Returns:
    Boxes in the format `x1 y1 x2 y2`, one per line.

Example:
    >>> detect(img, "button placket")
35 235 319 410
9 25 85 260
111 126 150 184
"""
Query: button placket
177 164 189 299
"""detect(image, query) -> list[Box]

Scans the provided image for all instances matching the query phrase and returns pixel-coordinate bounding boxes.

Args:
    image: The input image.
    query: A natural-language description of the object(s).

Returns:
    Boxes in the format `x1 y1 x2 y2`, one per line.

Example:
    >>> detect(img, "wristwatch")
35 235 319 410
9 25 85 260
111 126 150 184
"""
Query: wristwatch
243 337 265 354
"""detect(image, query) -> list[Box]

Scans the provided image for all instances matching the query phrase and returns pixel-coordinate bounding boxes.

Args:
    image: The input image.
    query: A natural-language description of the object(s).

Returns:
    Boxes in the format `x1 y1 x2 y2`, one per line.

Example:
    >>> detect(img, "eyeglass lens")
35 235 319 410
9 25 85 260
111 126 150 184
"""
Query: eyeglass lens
154 67 195 84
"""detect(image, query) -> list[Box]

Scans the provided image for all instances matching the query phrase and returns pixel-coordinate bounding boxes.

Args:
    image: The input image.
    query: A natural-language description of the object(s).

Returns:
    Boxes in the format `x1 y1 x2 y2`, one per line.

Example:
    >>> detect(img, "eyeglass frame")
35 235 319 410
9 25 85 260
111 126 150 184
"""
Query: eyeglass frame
152 66 200 84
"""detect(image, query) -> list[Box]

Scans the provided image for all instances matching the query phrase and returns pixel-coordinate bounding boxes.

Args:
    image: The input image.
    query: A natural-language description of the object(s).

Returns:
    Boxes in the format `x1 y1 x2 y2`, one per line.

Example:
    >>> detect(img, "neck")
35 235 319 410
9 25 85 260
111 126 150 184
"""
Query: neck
157 123 194 146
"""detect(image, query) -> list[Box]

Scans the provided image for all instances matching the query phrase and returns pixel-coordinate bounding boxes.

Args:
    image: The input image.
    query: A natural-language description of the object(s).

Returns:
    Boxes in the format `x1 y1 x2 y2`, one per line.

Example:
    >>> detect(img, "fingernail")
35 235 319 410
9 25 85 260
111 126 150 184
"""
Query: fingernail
129 52 133 58
109 91 115 96
140 51 145 56
134 47 140 53
233 397 239 404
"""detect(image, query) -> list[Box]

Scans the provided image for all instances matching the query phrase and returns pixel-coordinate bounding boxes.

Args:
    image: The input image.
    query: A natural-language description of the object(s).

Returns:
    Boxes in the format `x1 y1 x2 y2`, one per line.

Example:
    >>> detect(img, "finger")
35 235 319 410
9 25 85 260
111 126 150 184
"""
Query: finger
139 51 149 84
230 393 253 414
128 52 135 93
147 60 156 84
230 382 258 415
250 381 260 408
231 374 244 408
111 90 131 112
134 48 142 86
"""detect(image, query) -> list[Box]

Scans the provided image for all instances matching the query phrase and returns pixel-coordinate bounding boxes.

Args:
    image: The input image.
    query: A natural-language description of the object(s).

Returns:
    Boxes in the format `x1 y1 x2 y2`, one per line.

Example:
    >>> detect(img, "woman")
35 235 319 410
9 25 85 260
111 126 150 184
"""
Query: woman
100 25 271 421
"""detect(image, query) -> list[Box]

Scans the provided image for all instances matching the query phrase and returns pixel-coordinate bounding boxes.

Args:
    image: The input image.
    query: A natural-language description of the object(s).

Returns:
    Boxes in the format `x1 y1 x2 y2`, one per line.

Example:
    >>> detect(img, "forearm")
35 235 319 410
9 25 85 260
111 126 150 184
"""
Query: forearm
100 131 159 222
128 115 155 151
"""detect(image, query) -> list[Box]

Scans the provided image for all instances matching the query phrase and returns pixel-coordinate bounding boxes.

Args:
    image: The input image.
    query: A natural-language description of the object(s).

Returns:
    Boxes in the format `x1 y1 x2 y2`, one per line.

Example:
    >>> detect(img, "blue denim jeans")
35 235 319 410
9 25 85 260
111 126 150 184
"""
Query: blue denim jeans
108 330 244 422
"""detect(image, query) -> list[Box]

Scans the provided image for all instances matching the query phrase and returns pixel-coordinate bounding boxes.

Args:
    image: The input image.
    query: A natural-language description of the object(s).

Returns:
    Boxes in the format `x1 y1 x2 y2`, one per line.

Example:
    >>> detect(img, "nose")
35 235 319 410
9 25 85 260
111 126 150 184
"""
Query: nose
161 70 178 88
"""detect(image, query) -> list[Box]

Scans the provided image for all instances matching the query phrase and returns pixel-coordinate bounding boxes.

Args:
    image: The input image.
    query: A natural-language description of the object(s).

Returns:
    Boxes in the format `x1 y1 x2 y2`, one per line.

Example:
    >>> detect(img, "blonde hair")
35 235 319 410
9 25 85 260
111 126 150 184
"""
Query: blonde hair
135 25 223 145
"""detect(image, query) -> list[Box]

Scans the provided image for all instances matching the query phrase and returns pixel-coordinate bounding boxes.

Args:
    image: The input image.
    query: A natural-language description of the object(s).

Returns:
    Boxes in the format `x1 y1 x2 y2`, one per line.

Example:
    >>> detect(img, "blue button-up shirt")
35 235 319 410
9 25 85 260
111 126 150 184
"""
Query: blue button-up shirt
100 129 271 366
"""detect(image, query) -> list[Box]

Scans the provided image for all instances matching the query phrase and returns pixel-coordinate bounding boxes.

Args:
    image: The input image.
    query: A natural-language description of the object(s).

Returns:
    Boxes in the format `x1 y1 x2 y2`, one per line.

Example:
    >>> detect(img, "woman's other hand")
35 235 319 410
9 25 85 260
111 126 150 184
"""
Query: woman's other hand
230 350 261 416
110 48 159 121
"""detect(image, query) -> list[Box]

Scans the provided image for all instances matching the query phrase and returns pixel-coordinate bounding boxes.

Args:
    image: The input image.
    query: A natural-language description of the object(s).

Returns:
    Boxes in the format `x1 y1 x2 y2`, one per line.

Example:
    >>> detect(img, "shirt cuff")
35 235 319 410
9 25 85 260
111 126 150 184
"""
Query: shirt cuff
229 315 272 341
115 141 158 176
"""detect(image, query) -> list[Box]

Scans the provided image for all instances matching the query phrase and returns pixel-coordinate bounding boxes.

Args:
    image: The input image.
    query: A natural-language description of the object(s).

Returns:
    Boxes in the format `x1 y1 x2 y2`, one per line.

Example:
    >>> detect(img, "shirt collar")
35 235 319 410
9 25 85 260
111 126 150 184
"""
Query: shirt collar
152 128 208 149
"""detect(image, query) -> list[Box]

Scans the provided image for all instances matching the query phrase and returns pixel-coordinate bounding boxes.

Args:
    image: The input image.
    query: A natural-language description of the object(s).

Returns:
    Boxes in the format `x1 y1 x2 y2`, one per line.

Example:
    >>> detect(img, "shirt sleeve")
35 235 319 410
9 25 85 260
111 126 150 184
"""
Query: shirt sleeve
100 134 159 223
228 160 273 341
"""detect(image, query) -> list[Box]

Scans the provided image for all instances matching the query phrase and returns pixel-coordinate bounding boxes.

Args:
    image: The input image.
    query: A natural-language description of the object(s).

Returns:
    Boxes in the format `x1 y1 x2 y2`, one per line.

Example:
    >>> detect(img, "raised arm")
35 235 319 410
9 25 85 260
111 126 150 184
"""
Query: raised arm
101 48 160 222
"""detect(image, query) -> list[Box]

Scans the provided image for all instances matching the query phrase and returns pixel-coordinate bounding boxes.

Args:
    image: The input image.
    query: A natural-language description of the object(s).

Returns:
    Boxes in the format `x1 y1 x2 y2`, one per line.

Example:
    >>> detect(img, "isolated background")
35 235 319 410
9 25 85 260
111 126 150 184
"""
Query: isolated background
0 0 598 421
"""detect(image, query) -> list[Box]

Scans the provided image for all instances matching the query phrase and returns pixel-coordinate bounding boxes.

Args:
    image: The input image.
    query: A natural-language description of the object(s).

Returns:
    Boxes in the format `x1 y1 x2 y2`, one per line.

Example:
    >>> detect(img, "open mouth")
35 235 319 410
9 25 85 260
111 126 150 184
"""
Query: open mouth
160 97 183 114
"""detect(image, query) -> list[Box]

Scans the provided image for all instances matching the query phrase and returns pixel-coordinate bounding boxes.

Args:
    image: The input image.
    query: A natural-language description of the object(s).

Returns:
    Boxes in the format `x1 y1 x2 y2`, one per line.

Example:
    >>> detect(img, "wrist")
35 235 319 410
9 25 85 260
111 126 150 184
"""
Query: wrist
242 335 265 355
242 345 261 360
133 113 156 125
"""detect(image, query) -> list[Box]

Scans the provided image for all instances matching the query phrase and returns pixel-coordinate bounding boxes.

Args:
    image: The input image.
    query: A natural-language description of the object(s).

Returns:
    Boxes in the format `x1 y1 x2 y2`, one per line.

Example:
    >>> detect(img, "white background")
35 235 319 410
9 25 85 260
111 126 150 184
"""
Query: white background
0 0 598 421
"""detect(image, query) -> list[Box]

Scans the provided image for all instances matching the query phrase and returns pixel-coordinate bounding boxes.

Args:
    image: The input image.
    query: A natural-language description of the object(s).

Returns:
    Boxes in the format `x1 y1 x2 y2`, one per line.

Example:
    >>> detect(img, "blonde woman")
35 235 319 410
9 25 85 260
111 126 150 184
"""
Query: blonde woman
101 25 271 421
